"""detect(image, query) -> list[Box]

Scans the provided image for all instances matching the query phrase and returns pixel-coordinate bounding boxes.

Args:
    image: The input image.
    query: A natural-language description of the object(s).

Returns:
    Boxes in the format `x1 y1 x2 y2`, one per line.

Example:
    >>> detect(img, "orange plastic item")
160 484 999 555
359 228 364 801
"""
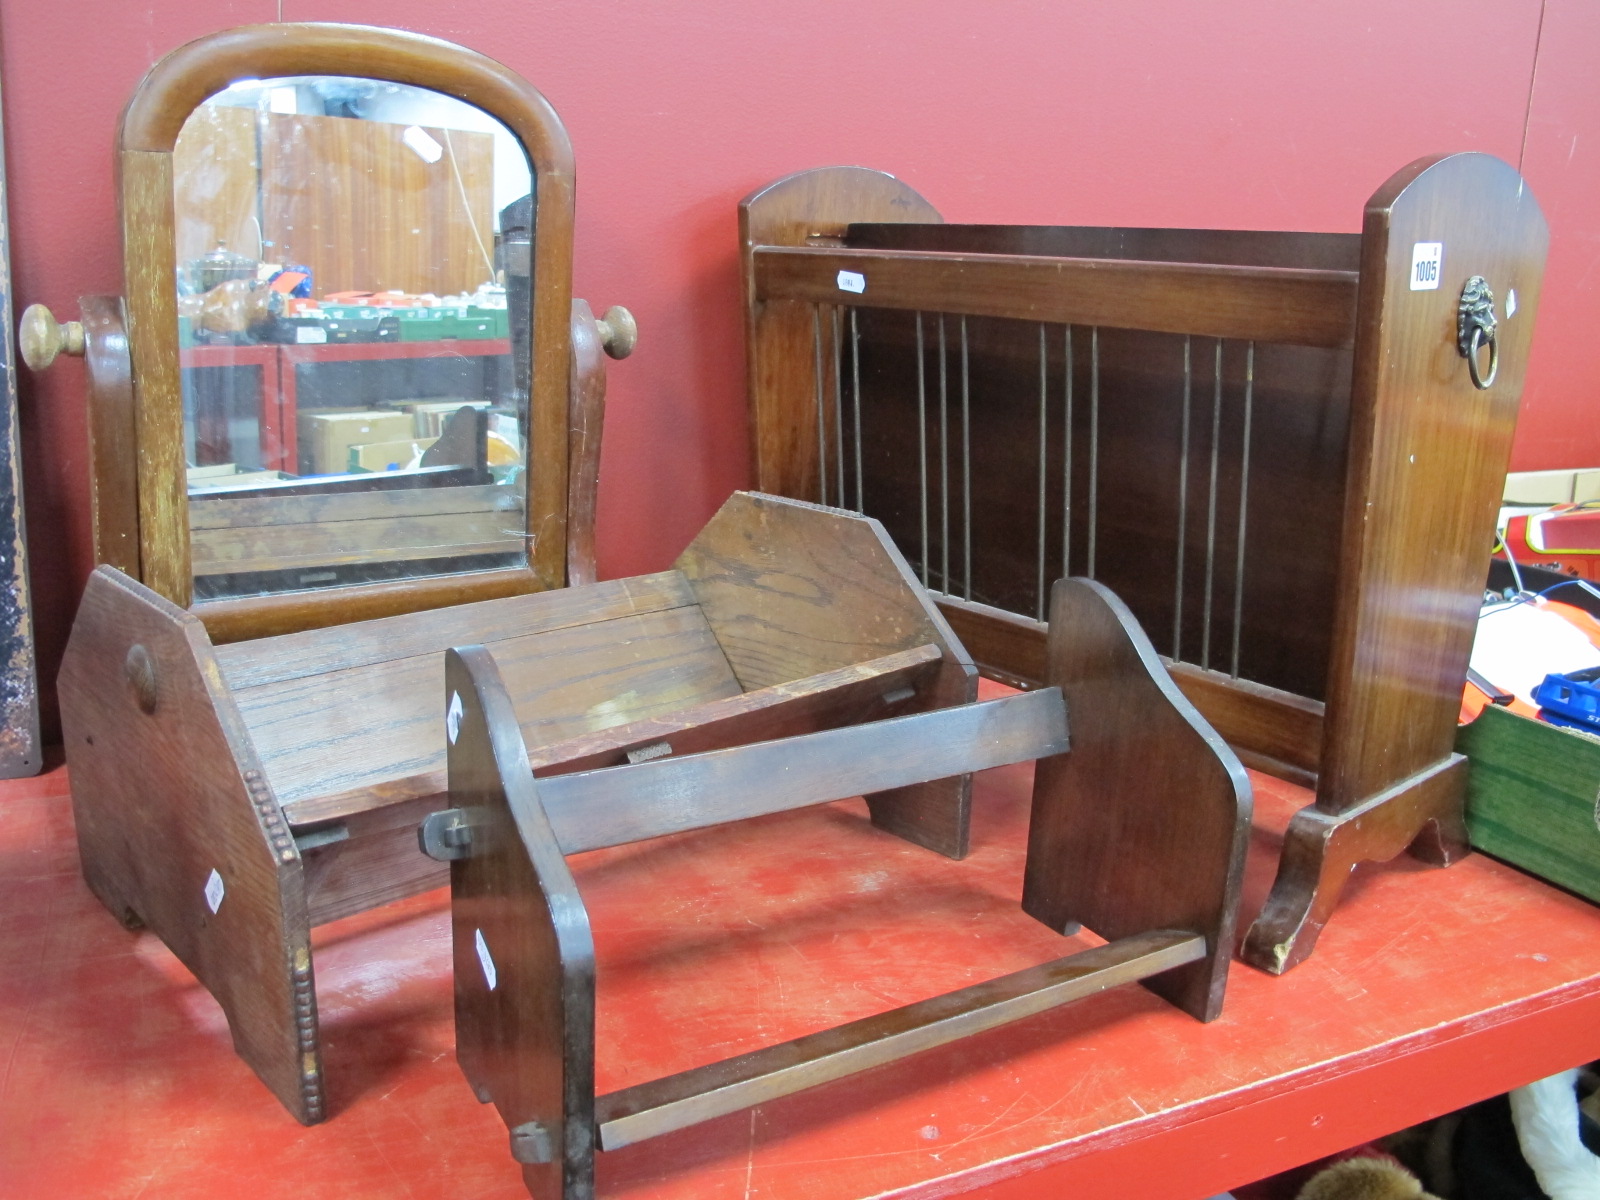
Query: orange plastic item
321 289 431 307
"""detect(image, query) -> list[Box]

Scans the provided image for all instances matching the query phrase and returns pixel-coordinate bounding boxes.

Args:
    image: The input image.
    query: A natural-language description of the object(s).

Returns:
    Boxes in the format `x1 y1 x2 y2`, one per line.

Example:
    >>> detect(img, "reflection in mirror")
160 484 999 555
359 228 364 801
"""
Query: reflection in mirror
172 76 534 601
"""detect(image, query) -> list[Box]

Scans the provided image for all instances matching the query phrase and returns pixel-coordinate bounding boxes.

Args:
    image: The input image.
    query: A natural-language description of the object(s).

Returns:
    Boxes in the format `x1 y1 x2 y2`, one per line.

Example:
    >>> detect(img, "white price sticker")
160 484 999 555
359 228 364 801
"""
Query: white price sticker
446 691 464 744
475 928 498 991
402 124 444 164
837 270 866 294
1410 242 1443 291
204 869 225 915
295 326 328 344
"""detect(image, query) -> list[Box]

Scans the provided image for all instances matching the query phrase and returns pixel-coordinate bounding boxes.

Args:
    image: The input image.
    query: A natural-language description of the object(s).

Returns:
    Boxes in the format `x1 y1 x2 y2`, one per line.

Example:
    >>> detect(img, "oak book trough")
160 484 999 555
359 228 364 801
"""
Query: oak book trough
60 492 990 1122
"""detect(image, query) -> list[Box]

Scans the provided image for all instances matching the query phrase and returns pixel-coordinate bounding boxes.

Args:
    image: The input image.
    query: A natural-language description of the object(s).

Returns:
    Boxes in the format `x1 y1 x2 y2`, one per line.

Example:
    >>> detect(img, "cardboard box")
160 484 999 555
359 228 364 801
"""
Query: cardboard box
349 437 437 473
1503 469 1577 506
299 411 415 475
187 462 239 481
397 399 492 438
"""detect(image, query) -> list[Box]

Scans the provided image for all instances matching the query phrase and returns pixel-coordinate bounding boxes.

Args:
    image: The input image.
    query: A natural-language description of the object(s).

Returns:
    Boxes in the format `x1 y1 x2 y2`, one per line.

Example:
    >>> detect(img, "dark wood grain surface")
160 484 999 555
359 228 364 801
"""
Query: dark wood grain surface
195 566 557 645
1319 153 1548 808
1022 579 1251 1021
445 644 597 1200
754 247 1358 348
532 687 1066 856
740 167 942 503
280 643 942 829
1245 152 1548 972
59 566 323 1122
676 491 979 856
936 593 1327 783
293 643 948 925
237 602 736 805
80 295 141 579
851 313 1350 699
214 571 694 688
847 223 1361 271
566 298 608 587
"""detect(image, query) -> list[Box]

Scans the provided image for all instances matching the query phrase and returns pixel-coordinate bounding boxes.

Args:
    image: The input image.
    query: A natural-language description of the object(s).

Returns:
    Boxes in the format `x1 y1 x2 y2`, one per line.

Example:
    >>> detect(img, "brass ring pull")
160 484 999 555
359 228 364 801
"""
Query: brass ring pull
1467 323 1498 390
1457 276 1499 390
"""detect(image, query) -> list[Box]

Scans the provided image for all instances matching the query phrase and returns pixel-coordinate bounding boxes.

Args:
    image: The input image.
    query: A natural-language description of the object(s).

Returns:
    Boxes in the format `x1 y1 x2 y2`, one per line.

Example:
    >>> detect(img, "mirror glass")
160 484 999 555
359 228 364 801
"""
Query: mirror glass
172 76 534 601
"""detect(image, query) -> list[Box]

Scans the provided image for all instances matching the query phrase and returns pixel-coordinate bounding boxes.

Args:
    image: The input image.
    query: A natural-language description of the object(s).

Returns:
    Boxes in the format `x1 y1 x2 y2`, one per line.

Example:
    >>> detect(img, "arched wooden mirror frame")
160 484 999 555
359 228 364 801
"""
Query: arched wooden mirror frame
113 23 576 638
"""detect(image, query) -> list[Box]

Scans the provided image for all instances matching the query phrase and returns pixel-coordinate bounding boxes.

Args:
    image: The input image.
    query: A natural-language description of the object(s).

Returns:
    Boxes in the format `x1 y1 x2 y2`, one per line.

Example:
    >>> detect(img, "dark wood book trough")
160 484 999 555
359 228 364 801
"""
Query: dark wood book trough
429 529 1252 1199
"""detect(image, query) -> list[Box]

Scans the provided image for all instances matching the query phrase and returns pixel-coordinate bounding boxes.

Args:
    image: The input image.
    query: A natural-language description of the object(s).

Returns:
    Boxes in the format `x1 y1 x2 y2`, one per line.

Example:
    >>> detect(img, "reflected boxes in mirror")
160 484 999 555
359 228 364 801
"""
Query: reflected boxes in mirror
300 410 415 474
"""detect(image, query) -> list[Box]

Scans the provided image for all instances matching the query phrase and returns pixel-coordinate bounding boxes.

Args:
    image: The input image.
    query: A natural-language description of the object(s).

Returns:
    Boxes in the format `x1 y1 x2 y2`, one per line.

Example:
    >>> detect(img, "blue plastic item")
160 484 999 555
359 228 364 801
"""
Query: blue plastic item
1532 666 1600 732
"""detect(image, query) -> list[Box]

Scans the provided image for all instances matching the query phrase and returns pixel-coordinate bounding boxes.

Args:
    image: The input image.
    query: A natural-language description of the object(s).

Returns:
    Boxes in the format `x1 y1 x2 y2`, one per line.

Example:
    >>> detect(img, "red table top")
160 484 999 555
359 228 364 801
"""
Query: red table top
5 685 1600 1199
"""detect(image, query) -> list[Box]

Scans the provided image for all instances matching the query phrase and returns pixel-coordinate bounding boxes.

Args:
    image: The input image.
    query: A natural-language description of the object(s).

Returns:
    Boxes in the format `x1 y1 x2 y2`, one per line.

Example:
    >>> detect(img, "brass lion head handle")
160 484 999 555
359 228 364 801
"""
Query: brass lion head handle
1457 276 1498 390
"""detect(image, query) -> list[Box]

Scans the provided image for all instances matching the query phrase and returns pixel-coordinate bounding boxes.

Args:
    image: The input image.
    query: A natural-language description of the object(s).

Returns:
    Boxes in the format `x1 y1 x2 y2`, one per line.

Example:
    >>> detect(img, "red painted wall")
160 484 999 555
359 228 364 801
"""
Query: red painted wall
4 0 1594 733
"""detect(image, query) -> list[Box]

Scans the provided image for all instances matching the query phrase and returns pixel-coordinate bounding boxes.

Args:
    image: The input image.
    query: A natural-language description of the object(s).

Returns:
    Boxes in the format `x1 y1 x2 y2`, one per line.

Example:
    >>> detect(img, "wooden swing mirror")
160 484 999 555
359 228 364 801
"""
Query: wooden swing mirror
23 23 634 641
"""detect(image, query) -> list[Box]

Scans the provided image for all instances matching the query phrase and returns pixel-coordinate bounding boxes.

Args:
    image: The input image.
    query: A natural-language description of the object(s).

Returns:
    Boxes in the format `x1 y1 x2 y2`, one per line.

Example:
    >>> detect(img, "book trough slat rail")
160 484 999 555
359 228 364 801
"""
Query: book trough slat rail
594 929 1207 1150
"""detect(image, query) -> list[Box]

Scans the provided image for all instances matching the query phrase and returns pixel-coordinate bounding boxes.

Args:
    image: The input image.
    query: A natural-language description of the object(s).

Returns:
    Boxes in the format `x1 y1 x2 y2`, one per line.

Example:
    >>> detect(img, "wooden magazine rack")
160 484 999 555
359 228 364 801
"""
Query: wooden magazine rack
740 154 1548 972
60 492 982 1122
435 572 1251 1198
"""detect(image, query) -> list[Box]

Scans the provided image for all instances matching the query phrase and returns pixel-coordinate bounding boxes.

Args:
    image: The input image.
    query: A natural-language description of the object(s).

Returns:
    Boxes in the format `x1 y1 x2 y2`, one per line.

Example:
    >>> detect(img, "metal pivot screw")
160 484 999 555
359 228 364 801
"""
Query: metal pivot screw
417 808 475 861
1457 276 1499 390
510 1120 555 1164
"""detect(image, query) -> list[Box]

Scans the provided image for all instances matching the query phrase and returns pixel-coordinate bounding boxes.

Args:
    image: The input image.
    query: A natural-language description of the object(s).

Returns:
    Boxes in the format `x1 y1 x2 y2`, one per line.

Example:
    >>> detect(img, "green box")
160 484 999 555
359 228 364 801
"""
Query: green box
395 306 508 342
1458 703 1600 903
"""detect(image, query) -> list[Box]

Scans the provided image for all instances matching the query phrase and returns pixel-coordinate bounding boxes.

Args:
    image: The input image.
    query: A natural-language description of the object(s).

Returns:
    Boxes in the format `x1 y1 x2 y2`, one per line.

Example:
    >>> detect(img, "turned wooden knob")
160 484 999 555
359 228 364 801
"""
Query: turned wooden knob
594 305 637 359
19 303 85 371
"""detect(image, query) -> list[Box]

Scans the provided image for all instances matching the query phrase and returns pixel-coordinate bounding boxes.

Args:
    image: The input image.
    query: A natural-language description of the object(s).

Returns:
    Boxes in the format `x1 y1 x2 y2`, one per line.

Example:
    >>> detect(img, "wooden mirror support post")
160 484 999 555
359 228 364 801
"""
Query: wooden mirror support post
433 574 1250 1197
38 22 655 1123
59 490 978 1122
739 154 1547 973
